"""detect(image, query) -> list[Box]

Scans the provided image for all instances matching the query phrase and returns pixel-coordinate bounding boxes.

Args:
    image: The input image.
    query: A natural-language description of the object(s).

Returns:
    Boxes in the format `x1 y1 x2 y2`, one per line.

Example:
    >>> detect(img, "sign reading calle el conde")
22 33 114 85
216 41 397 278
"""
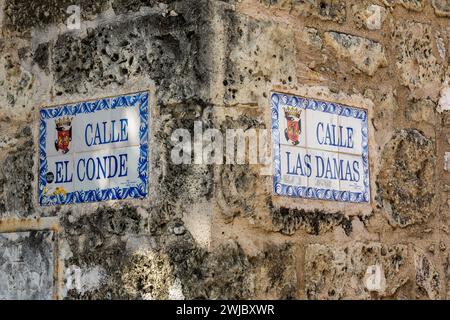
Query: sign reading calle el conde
39 92 149 206
271 92 370 203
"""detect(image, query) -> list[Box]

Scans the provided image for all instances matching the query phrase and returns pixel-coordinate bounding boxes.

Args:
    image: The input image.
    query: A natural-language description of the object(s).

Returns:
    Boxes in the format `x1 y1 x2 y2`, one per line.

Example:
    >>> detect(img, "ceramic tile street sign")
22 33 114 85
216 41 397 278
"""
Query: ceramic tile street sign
39 92 149 206
271 92 370 203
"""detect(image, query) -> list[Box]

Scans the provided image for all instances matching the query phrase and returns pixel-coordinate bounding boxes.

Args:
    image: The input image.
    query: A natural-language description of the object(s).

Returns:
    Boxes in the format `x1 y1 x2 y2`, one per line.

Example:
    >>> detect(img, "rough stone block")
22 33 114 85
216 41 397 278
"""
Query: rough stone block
305 243 410 299
377 129 437 228
0 47 35 122
432 0 450 17
399 0 425 11
51 0 212 105
0 231 54 300
259 0 346 23
3 0 109 34
305 243 441 300
112 0 177 15
405 99 437 125
414 247 440 300
223 13 297 104
393 21 444 98
445 152 450 172
352 4 387 30
324 31 387 76
0 133 35 218
295 0 346 24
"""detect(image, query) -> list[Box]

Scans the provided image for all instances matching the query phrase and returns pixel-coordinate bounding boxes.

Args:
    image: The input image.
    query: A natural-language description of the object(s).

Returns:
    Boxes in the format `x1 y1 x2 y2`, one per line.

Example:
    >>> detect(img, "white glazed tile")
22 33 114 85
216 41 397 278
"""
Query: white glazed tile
72 146 143 192
279 145 309 188
306 109 339 153
278 103 307 148
109 103 141 148
338 114 363 155
72 109 112 153
307 148 340 191
73 149 112 192
71 105 140 153
45 117 75 157
338 153 366 194
111 146 142 189
44 154 75 196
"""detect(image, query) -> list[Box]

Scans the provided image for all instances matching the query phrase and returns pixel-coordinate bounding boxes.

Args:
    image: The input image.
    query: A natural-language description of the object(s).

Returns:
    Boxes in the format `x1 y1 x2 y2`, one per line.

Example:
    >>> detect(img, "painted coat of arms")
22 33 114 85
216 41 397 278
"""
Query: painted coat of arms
284 106 302 145
55 117 72 154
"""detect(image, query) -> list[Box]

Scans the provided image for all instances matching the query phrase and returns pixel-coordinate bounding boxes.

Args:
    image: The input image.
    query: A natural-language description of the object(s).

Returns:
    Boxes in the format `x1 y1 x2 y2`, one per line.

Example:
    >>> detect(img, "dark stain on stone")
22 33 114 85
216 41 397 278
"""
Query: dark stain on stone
61 204 143 299
33 42 49 71
51 0 212 105
166 240 253 299
0 128 34 217
272 207 352 236
112 0 176 15
4 0 109 34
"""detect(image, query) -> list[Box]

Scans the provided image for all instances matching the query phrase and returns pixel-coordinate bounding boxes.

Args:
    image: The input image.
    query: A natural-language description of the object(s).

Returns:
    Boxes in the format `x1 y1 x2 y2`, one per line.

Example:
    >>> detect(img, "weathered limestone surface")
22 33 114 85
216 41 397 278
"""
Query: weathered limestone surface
305 243 441 300
405 99 438 126
305 243 410 299
0 231 54 300
377 129 437 228
432 0 450 17
352 4 387 30
399 0 425 12
261 0 347 23
0 0 449 300
324 31 387 76
0 130 34 217
51 1 212 105
393 20 444 98
223 11 297 104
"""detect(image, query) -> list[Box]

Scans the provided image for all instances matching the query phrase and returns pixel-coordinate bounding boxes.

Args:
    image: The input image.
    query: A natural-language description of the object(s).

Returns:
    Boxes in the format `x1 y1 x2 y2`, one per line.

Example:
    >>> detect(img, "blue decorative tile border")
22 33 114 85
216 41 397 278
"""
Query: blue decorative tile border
271 92 370 203
39 92 149 206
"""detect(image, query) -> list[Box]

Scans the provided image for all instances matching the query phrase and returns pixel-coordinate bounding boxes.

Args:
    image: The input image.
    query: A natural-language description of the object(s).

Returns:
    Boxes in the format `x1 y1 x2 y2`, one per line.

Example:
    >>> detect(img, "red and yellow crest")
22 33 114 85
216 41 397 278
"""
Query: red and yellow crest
284 107 302 145
54 117 72 154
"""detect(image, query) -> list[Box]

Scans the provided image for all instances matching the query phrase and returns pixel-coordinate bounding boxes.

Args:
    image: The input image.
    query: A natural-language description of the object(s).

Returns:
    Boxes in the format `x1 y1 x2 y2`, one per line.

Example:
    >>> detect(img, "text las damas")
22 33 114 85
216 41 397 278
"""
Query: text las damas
285 151 360 182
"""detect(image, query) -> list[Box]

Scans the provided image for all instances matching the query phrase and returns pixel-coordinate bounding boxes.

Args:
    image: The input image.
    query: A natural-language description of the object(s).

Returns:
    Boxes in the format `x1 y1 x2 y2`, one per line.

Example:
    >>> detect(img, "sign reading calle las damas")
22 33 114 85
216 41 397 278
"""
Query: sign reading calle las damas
39 92 149 206
271 92 370 203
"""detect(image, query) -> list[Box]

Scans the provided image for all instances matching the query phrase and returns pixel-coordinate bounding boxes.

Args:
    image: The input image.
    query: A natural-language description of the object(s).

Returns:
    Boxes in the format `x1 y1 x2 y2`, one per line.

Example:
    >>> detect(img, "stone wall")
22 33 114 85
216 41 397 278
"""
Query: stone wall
0 0 449 300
